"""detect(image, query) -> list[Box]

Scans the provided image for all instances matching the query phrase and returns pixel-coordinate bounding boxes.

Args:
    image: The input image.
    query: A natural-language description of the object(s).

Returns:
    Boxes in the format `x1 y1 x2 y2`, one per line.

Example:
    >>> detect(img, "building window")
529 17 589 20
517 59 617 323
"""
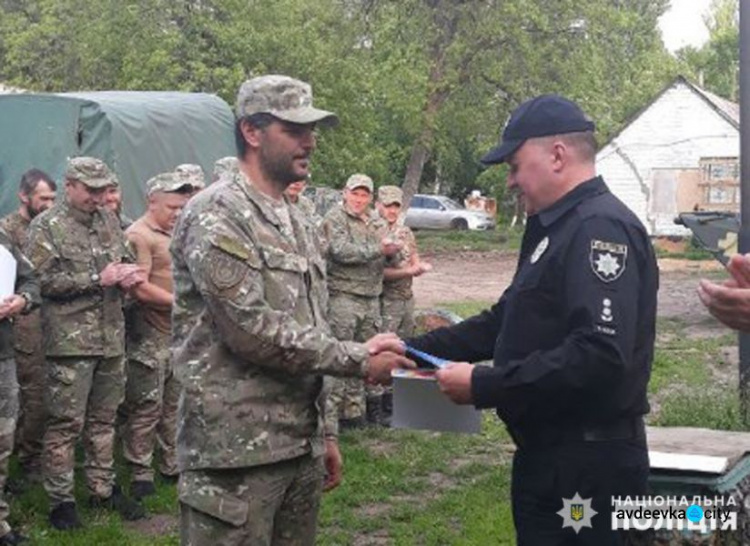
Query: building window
701 158 739 181
706 186 736 204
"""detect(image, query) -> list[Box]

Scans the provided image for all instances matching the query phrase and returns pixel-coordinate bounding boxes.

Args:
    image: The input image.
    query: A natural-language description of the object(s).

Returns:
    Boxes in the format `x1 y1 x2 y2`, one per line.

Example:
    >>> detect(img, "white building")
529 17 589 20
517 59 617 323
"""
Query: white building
596 76 739 236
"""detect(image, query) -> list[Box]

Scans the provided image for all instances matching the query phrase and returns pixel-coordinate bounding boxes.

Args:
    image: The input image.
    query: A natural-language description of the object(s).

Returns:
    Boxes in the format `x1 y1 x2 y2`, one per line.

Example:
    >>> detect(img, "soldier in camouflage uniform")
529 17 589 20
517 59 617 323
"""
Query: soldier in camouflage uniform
26 157 147 530
102 182 133 230
211 156 239 184
0 227 40 546
320 174 403 428
172 75 413 546
376 186 432 425
123 173 193 500
285 176 319 221
0 169 56 483
174 163 206 197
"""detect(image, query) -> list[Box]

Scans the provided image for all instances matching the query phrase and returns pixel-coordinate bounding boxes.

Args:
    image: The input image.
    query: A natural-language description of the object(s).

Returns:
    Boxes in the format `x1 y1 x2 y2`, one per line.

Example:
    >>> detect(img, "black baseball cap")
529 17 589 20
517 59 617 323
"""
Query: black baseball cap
480 94 595 165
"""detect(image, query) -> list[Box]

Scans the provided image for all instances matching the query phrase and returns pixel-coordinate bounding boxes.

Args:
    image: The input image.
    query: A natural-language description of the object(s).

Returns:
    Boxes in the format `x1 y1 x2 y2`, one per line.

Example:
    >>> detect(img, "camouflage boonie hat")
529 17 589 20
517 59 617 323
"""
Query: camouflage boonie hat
235 75 338 126
65 157 118 189
174 163 206 190
212 156 239 183
378 185 403 205
345 173 373 193
146 172 192 196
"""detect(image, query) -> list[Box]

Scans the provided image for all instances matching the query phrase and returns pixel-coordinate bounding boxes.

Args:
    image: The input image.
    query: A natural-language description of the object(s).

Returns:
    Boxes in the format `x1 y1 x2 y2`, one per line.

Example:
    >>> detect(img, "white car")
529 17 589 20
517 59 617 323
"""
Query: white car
405 194 495 231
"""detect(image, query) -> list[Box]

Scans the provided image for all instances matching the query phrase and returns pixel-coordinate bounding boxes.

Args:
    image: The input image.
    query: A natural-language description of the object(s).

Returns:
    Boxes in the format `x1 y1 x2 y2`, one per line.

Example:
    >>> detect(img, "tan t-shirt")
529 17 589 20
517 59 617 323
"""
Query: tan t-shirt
125 216 173 333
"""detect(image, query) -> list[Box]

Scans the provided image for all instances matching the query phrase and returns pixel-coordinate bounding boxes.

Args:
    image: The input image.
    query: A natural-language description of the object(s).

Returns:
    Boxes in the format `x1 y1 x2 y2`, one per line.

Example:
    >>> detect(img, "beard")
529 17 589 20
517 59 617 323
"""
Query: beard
28 202 45 219
259 147 306 189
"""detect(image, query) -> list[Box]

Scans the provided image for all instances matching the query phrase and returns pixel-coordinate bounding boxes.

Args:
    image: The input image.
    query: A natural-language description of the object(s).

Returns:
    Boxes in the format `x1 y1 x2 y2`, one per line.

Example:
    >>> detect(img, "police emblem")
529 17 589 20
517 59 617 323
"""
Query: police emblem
590 240 627 282
530 236 549 264
557 492 597 534
571 504 584 521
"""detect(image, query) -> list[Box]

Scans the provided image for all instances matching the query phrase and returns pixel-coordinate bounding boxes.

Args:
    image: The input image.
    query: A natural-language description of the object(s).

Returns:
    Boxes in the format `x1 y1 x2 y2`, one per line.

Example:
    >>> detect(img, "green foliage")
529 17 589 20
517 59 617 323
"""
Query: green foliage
0 0 678 196
414 227 522 254
676 0 739 100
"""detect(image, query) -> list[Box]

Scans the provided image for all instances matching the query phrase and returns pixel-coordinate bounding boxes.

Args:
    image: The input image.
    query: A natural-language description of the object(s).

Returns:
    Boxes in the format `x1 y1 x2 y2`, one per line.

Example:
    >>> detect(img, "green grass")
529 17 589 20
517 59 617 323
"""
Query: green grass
653 246 715 261
415 227 522 254
6 301 749 544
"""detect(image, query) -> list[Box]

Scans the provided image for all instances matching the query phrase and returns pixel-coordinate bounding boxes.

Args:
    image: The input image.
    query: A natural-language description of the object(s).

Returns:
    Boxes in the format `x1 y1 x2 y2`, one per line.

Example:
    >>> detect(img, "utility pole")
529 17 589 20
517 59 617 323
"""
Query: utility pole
738 0 750 423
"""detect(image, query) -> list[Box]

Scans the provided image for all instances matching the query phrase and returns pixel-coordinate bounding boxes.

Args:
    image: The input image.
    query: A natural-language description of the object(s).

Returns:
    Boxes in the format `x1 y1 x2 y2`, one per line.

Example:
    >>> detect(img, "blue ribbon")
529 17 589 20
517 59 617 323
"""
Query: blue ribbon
405 345 449 369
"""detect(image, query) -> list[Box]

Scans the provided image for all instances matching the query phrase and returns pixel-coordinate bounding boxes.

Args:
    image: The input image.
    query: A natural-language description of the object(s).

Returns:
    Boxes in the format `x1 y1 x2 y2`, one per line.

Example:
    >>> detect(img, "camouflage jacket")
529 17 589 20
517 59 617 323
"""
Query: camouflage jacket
382 222 417 301
26 201 130 357
320 204 386 298
170 171 369 471
0 212 43 354
0 227 40 360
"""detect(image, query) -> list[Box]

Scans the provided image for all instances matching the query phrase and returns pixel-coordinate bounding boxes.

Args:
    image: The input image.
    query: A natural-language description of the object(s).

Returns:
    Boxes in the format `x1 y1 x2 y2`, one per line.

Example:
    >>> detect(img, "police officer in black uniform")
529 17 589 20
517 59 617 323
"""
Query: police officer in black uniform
407 95 658 545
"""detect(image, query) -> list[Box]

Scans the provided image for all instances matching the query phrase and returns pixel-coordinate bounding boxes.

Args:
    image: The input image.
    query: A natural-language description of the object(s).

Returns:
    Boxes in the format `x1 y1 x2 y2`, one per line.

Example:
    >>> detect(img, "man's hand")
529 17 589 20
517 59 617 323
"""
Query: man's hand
366 351 415 385
364 332 405 356
435 362 475 405
727 254 750 289
100 263 145 288
698 278 750 333
0 295 26 321
323 438 343 492
381 237 403 257
119 268 148 290
412 261 432 277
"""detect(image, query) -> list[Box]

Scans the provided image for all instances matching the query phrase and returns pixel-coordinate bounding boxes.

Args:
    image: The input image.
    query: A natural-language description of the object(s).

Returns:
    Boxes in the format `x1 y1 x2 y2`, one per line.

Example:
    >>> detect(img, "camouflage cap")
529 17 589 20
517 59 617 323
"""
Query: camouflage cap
378 185 403 205
235 75 338 126
174 163 206 190
146 172 193 196
345 173 373 193
212 156 239 182
65 157 118 189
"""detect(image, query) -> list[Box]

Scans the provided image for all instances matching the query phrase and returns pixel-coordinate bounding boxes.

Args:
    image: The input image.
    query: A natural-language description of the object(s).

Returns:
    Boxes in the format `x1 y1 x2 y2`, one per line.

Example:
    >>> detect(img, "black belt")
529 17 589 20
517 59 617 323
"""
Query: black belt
510 417 645 449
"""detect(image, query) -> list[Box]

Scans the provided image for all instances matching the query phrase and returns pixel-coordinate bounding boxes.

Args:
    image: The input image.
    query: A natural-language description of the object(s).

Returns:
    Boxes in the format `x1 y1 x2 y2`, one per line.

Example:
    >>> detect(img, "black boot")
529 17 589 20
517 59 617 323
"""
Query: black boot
130 480 156 501
0 530 28 545
49 501 82 531
381 392 393 427
365 395 383 427
89 485 146 521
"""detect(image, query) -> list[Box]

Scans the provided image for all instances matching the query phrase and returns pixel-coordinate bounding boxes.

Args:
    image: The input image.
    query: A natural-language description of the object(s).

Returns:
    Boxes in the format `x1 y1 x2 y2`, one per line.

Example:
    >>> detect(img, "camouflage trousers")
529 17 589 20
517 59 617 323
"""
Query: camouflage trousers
14 346 47 479
43 355 125 506
157 364 180 477
380 297 415 398
381 297 415 338
123 328 178 481
179 453 325 546
327 293 382 419
0 359 19 538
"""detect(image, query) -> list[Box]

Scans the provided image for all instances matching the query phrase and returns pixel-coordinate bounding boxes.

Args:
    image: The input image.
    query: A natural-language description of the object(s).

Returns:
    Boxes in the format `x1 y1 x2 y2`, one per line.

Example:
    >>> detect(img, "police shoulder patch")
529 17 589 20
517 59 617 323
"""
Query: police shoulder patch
589 239 627 282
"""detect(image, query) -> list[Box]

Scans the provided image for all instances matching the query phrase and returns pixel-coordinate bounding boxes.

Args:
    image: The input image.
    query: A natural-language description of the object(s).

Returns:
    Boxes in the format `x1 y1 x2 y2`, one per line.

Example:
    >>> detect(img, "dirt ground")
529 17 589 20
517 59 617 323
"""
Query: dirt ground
414 250 726 323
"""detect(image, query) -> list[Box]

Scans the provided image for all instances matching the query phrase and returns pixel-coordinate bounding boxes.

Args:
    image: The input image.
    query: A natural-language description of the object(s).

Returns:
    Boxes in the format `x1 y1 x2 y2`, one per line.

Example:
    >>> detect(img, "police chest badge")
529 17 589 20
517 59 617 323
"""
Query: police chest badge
590 240 627 282
530 236 549 264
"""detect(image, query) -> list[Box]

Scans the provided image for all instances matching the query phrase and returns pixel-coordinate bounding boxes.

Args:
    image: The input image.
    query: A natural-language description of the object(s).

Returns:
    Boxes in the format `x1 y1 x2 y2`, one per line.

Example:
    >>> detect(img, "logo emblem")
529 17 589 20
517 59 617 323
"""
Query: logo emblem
530 236 549 264
590 240 627 282
558 492 597 534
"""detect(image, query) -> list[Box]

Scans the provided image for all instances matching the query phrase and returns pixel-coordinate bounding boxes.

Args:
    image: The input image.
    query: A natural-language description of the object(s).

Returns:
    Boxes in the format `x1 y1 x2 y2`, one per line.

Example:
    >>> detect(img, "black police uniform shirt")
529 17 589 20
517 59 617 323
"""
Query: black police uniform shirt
408 176 658 436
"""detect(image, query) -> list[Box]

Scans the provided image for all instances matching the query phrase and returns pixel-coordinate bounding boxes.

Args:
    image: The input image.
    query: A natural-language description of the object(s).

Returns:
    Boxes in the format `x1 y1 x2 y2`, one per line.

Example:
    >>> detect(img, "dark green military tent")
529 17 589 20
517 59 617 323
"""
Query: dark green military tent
0 91 235 219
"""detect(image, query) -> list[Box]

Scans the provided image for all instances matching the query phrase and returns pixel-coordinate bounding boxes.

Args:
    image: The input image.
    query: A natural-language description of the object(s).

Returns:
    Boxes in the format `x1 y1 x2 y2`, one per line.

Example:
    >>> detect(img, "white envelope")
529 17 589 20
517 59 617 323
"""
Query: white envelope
392 369 482 434
0 244 17 299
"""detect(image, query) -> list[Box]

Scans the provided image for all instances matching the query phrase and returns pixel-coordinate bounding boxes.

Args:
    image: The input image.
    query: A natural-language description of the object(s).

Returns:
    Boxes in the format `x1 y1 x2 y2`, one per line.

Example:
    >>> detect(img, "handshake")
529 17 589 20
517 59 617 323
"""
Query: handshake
362 333 415 385
361 333 475 405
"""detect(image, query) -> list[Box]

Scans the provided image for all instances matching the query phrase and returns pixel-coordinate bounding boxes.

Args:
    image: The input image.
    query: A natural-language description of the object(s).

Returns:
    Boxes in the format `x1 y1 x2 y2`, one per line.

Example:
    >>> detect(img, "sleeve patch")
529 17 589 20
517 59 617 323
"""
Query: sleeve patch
589 240 627 282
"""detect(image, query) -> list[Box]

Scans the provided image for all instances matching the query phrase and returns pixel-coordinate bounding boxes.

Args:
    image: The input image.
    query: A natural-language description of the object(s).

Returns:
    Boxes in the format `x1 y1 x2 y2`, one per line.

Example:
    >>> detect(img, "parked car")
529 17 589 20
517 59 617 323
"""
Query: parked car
405 194 495 231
